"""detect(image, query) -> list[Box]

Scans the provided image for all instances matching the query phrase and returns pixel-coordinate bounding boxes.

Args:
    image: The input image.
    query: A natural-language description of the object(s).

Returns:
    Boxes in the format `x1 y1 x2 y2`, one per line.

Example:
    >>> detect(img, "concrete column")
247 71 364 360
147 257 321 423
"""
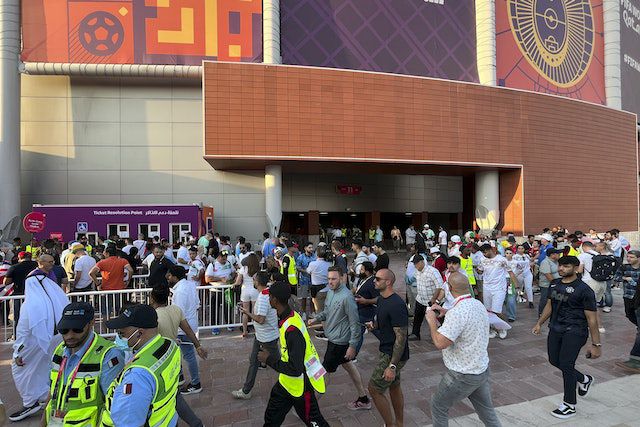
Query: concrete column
263 0 282 65
475 171 500 233
0 0 21 233
265 165 282 237
475 0 497 86
603 0 622 110
307 210 320 245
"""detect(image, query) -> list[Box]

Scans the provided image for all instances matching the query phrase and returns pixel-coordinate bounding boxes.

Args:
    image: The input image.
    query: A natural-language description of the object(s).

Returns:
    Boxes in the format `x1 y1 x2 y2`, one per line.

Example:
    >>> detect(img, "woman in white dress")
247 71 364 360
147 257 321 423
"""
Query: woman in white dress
234 252 260 337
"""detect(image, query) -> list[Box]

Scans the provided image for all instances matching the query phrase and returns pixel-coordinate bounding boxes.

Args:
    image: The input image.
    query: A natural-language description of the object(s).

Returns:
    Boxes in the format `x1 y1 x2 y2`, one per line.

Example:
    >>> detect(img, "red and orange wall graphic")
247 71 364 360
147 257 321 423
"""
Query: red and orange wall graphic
22 0 262 65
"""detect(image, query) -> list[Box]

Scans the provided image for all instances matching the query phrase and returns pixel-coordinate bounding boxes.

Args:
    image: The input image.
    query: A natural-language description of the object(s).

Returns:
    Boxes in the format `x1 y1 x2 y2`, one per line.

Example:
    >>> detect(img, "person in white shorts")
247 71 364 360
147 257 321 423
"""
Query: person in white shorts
235 253 260 337
477 244 517 339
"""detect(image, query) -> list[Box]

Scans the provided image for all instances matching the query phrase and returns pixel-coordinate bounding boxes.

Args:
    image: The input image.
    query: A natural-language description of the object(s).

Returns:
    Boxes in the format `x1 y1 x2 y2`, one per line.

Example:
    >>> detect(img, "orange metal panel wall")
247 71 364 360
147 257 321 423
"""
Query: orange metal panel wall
203 62 639 234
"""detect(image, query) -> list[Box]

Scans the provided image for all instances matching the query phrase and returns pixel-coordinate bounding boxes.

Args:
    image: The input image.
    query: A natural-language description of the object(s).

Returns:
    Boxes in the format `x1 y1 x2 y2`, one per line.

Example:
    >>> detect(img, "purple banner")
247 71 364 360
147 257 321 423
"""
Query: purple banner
280 0 478 82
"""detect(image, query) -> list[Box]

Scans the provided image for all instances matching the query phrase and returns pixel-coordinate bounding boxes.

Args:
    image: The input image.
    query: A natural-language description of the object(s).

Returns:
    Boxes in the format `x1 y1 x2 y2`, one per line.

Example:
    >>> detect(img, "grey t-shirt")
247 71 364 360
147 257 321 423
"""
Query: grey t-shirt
539 258 559 288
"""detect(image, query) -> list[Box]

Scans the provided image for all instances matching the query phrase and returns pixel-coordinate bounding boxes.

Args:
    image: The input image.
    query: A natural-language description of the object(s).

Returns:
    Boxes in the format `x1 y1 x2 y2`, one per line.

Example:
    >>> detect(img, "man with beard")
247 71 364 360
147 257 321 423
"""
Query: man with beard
43 302 124 426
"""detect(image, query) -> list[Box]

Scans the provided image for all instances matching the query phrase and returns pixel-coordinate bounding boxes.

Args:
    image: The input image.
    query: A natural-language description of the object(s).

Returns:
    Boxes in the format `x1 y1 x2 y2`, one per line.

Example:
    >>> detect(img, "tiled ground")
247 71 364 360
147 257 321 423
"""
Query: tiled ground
0 253 637 426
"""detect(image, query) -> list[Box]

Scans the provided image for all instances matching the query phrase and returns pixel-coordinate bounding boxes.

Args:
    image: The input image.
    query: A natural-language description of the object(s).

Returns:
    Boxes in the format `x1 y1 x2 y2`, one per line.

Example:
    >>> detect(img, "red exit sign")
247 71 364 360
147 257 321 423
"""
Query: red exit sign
336 185 362 195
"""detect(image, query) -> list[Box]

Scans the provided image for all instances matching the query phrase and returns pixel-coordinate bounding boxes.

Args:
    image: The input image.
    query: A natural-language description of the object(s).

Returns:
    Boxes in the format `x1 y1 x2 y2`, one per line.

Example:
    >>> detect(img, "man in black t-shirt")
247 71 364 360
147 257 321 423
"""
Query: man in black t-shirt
533 256 601 420
354 262 379 353
149 246 174 287
3 252 38 329
365 268 408 427
373 243 390 271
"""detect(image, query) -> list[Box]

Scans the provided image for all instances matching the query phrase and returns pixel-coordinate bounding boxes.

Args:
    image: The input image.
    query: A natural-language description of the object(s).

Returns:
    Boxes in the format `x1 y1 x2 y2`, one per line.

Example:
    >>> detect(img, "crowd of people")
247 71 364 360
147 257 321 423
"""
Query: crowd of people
0 222 638 426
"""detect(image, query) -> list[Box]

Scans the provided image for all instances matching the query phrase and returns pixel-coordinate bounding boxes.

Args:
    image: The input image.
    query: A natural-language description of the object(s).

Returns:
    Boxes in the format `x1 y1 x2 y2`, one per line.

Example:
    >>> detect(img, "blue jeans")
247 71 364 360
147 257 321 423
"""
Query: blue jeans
178 334 200 385
538 286 550 316
506 292 517 321
431 369 502 427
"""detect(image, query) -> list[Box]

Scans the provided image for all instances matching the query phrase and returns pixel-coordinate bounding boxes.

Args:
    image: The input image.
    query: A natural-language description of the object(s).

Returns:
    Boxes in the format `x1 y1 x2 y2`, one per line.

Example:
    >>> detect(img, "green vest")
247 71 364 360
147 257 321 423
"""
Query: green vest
46 333 115 427
278 312 325 397
280 253 298 285
460 257 476 285
100 335 180 427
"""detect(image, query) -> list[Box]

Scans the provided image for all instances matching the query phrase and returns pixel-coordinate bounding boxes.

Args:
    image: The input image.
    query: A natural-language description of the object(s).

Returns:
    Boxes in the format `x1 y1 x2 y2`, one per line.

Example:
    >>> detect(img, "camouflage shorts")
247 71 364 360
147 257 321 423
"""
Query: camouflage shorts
369 352 407 393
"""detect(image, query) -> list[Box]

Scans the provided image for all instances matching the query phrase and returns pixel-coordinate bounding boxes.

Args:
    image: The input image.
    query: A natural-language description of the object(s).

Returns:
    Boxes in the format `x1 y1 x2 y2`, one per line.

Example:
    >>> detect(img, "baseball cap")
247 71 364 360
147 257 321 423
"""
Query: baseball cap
429 247 440 254
71 244 85 253
57 302 94 331
546 248 562 256
540 233 553 242
106 304 158 330
423 224 430 229
18 251 29 259
451 235 461 243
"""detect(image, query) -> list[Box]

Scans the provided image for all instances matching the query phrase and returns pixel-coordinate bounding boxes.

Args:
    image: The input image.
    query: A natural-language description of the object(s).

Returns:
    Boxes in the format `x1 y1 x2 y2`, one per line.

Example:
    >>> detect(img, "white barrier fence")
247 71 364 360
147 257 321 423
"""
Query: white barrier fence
0 284 244 343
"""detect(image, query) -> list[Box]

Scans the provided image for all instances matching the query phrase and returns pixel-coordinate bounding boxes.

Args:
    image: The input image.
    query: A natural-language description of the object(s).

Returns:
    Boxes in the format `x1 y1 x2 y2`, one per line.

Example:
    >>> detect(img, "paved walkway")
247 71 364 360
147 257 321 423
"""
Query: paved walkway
0 252 638 426
436 374 640 427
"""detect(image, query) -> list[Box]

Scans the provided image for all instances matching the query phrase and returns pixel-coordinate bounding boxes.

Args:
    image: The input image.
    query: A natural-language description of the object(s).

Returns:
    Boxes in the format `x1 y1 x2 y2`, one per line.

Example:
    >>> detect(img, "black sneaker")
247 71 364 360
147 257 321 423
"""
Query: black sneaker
408 334 421 341
528 302 534 309
180 383 203 395
578 375 594 397
551 402 576 419
8 402 42 421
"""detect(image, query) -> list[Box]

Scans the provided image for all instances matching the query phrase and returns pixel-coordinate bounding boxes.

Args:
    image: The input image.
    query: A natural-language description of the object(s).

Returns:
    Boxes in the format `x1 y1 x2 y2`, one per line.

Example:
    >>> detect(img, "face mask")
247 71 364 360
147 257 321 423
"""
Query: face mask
115 329 140 351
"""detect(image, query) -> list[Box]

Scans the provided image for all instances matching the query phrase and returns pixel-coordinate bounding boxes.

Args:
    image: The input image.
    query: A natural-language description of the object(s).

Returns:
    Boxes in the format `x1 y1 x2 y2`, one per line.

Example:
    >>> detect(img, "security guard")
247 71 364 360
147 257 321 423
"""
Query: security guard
280 242 298 294
101 304 181 427
258 282 329 426
45 302 125 426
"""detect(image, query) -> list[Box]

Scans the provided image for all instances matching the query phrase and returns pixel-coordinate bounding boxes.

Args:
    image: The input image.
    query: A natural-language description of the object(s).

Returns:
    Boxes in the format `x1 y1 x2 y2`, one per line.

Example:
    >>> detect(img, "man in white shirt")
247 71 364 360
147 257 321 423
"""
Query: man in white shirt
478 244 517 339
133 234 146 254
72 247 97 291
205 250 234 283
409 255 444 341
426 273 501 427
177 241 190 270
187 246 205 284
122 238 135 255
405 226 417 252
438 227 448 254
167 265 203 395
578 241 606 332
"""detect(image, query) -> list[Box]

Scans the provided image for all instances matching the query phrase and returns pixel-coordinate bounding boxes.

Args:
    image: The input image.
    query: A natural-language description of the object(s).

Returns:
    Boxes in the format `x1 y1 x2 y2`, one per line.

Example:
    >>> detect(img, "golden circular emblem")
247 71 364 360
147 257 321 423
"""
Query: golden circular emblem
508 0 595 87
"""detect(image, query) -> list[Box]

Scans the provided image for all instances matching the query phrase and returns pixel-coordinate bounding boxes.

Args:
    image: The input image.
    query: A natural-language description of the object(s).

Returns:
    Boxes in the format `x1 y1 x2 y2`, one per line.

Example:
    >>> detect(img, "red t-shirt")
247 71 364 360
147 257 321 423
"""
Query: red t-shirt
96 257 129 290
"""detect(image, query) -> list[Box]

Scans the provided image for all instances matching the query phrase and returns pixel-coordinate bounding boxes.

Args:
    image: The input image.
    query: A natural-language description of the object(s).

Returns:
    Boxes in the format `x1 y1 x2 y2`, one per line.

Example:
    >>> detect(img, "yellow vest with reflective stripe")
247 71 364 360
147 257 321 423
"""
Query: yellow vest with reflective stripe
280 253 298 285
278 312 325 397
46 333 115 427
100 335 180 427
460 257 476 285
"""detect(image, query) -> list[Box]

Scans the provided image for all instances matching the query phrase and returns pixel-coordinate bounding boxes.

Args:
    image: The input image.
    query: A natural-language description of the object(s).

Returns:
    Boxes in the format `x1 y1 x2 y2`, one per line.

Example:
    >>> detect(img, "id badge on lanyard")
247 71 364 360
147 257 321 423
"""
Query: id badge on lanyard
48 415 65 426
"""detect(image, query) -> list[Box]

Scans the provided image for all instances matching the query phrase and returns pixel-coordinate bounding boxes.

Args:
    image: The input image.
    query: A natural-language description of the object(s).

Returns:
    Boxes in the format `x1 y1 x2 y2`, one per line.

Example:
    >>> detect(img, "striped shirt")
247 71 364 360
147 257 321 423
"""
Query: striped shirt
415 264 444 305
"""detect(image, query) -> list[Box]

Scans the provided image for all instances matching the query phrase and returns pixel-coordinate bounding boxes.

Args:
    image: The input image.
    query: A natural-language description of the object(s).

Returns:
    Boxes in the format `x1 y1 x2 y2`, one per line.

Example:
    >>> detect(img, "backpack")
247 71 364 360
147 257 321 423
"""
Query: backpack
590 254 619 281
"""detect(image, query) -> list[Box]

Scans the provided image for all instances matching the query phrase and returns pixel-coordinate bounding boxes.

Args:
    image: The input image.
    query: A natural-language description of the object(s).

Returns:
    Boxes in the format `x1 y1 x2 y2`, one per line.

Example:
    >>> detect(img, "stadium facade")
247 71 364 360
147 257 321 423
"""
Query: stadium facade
1 0 639 242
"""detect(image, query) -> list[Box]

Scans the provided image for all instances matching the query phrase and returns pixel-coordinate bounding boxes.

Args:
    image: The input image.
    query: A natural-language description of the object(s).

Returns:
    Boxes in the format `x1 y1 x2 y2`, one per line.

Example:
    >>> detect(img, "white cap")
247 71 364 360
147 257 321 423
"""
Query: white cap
451 235 461 243
423 224 430 229
540 233 553 242
430 247 440 254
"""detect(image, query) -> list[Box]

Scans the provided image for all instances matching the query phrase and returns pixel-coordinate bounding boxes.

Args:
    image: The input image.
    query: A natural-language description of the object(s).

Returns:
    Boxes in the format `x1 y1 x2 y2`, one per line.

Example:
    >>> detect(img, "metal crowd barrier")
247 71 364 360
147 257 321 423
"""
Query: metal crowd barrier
0 283 244 343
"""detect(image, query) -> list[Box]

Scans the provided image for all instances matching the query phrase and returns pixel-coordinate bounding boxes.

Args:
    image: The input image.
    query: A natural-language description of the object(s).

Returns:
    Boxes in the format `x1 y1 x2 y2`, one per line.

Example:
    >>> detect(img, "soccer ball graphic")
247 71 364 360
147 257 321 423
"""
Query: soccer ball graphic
78 11 125 56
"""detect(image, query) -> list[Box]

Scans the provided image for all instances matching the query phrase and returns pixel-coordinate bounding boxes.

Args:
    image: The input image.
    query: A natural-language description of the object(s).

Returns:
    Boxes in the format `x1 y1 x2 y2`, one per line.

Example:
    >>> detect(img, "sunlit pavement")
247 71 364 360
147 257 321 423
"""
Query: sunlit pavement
1 253 637 426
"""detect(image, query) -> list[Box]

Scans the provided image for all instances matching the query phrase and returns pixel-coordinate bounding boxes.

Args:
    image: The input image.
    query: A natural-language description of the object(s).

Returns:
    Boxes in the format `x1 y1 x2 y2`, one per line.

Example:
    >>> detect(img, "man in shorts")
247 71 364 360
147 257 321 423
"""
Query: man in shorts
365 269 409 427
308 267 369 410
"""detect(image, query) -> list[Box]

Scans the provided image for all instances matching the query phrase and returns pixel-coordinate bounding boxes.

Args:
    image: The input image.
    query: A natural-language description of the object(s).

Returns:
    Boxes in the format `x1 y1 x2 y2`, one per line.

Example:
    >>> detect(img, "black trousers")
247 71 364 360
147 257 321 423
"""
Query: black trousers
547 330 587 405
411 301 428 338
263 382 329 427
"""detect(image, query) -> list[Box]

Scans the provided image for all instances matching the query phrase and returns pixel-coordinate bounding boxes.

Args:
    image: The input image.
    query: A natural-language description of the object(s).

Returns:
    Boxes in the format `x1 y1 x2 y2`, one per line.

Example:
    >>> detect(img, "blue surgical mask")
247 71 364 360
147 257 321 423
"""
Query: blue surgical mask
115 329 140 351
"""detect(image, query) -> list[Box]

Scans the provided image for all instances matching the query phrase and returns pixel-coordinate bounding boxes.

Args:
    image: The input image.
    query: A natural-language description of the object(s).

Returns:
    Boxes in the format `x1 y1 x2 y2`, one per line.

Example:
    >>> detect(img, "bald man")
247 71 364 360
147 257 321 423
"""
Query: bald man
366 268 409 427
426 272 501 427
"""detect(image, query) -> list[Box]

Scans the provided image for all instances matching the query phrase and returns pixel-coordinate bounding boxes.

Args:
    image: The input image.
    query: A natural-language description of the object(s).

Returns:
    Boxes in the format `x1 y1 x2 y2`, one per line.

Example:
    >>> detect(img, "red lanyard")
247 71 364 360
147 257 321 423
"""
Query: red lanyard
452 295 472 308
53 334 96 413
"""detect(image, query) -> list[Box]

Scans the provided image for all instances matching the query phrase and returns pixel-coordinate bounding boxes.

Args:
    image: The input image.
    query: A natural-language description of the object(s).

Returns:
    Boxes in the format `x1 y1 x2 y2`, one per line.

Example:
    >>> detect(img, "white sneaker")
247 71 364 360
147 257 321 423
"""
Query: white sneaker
603 307 611 313
598 327 606 334
231 388 252 400
488 330 498 339
498 329 508 339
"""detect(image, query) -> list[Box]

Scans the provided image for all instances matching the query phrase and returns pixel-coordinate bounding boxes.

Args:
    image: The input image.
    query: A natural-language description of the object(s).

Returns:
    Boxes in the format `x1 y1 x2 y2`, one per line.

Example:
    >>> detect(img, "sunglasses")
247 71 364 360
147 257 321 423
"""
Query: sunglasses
60 328 84 334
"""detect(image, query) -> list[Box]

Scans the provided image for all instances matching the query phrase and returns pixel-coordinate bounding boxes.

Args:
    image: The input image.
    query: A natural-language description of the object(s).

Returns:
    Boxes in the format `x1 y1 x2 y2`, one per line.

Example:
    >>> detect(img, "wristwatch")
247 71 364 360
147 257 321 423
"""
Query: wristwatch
388 364 397 370
592 343 602 347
